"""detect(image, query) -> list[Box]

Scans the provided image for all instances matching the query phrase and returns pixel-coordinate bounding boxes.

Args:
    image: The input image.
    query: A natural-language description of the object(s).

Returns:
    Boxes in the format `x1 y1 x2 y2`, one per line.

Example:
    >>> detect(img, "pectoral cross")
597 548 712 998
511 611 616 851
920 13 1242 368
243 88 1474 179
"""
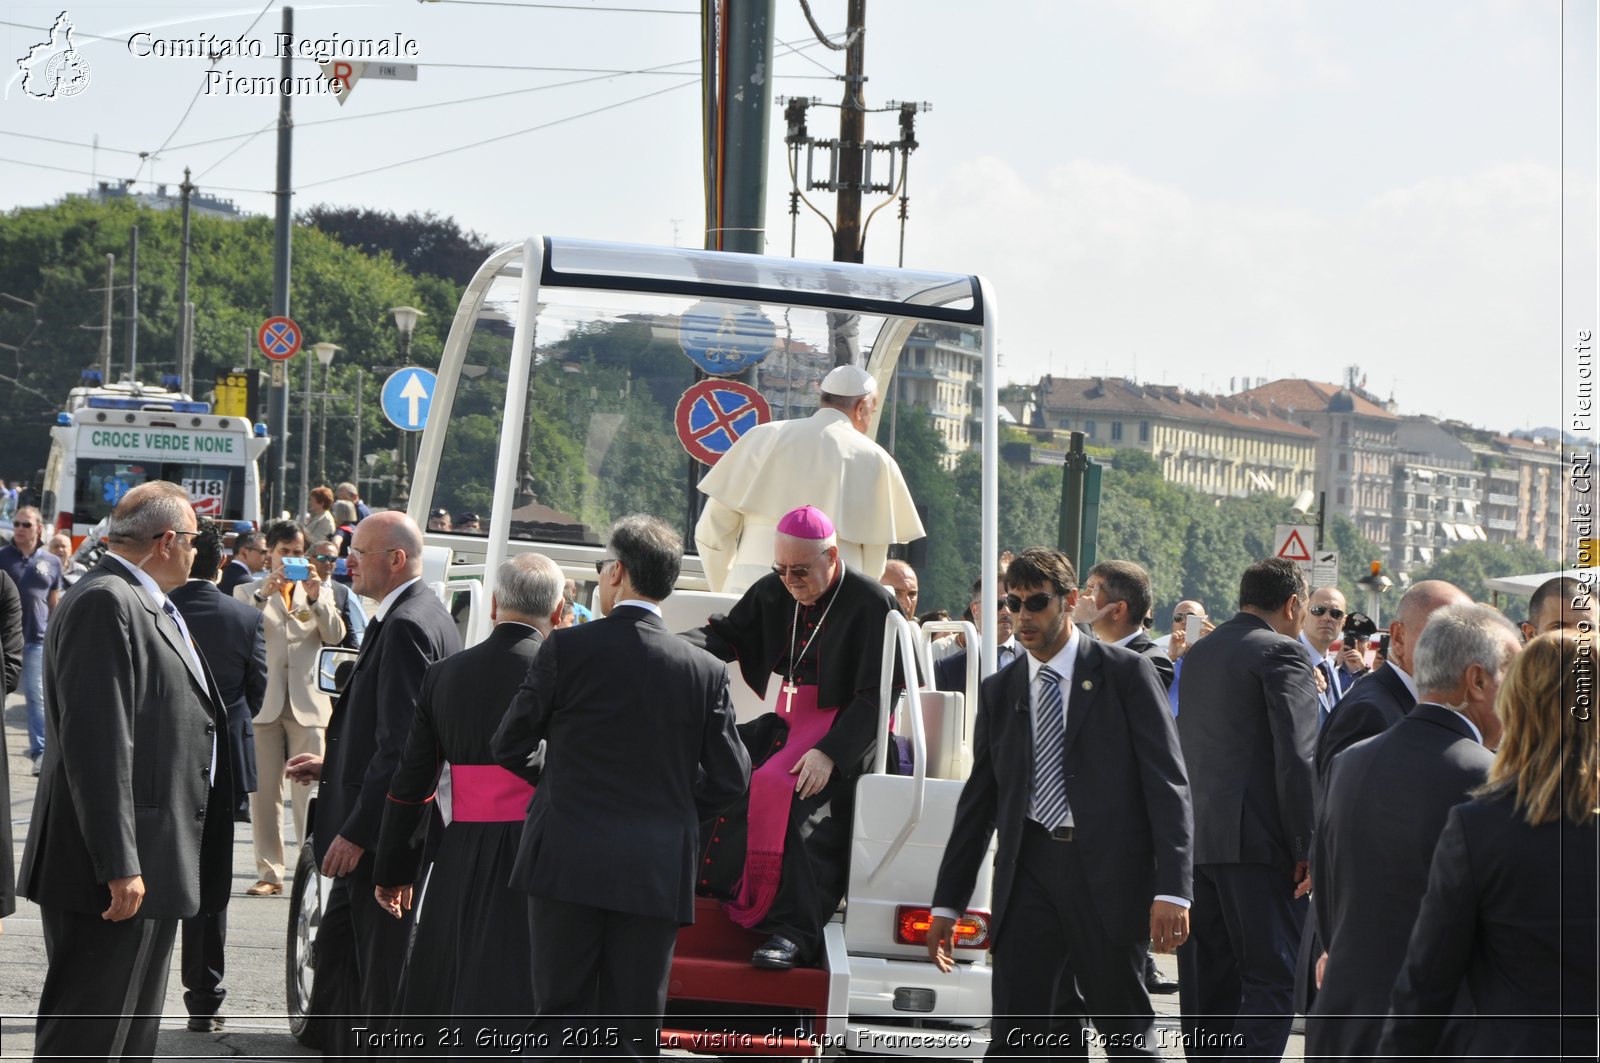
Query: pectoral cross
781 680 798 714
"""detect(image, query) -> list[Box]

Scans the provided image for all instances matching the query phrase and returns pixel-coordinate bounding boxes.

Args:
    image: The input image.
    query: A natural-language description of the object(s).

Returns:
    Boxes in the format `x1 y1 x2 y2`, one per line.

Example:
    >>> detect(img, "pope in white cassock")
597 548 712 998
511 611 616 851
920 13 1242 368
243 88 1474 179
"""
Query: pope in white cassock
693 364 925 593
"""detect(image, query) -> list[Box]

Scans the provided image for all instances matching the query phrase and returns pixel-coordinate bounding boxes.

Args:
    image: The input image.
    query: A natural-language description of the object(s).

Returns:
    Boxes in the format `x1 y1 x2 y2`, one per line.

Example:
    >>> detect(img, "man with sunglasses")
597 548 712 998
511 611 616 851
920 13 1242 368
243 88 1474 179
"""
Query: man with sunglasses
686 504 901 971
0 505 65 775
20 481 234 1059
929 548 1191 1057
220 530 267 597
934 577 1019 693
1300 587 1351 729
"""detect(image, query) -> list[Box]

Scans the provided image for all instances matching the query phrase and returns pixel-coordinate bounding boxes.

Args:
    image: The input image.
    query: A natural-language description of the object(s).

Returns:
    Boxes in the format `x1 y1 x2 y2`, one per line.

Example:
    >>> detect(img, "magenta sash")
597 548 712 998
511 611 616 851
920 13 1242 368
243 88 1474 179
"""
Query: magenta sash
450 764 535 823
724 683 837 929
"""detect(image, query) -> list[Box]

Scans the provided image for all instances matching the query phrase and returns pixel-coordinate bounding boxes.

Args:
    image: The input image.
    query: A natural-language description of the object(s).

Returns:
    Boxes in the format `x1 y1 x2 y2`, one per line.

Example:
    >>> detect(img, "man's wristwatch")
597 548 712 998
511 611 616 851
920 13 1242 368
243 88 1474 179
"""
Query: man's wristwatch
253 590 269 603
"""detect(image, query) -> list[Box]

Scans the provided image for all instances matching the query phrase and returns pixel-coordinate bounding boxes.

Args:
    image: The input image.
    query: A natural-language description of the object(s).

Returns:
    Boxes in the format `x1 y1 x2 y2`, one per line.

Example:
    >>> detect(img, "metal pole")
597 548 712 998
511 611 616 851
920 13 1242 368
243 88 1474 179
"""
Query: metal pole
318 362 329 485
125 225 138 381
716 0 775 254
177 168 193 393
299 350 313 514
352 371 363 486
99 253 114 383
1058 431 1087 565
832 0 867 264
267 5 295 516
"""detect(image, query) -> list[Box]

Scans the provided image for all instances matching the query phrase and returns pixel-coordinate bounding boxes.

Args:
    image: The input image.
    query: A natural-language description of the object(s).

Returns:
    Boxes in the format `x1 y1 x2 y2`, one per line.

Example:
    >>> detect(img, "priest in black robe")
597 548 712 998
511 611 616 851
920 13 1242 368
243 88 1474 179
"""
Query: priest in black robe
371 553 566 1049
684 505 900 969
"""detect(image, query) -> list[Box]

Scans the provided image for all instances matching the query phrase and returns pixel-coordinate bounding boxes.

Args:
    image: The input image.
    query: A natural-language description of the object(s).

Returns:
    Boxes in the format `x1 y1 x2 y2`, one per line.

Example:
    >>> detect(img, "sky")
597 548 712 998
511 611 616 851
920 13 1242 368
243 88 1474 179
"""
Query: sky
2 0 1595 437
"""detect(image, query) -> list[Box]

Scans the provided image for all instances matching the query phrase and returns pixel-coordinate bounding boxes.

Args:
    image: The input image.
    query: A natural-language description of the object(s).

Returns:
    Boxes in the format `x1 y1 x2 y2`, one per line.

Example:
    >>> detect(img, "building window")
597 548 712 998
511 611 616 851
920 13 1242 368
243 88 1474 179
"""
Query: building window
1111 421 1123 442
1058 418 1070 431
1337 487 1347 505
1085 420 1097 439
1339 419 1350 442
1139 420 1150 442
1338 452 1348 472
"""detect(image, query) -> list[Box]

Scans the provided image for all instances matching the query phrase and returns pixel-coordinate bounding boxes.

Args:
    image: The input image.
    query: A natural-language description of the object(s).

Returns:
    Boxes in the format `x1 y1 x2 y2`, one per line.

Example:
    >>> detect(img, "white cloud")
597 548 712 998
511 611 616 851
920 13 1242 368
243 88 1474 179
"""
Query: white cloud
910 155 1577 431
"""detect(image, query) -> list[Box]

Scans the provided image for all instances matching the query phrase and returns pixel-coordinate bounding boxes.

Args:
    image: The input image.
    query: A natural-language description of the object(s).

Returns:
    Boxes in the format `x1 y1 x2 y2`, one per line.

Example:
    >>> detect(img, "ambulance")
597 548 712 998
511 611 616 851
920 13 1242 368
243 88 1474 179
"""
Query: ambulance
39 377 269 546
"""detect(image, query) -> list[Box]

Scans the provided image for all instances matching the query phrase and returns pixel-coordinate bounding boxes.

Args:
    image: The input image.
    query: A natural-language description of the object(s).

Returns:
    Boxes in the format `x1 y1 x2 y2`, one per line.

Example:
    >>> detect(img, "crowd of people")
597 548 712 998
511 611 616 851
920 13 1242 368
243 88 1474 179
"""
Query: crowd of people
1 460 1595 1060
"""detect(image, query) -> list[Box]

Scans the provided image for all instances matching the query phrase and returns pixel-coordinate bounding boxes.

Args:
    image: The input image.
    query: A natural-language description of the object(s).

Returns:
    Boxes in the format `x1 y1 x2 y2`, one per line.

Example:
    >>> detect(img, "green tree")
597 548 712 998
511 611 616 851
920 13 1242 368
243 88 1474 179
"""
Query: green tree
1409 540 1555 619
0 197 456 505
879 407 964 613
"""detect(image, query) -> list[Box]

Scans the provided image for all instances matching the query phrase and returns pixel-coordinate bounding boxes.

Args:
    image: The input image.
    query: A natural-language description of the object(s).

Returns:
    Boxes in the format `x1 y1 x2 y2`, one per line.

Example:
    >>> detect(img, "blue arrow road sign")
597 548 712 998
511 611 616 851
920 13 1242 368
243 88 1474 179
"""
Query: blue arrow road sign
381 367 437 432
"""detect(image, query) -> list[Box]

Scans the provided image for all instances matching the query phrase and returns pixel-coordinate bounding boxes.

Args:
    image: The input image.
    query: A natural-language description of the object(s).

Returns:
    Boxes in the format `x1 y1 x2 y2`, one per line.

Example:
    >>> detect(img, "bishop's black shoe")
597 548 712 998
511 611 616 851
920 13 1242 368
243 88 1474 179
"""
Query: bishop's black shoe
751 935 801 970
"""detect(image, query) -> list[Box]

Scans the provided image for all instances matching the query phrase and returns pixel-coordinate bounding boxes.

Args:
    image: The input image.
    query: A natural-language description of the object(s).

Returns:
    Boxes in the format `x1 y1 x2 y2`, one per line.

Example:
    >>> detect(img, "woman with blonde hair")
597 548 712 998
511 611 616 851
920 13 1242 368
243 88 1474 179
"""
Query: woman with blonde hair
1378 631 1598 1061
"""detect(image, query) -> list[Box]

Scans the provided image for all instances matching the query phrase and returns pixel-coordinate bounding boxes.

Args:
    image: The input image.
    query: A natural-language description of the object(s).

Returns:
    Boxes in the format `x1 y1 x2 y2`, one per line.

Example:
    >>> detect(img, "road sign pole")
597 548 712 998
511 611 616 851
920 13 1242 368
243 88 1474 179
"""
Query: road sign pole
268 5 295 518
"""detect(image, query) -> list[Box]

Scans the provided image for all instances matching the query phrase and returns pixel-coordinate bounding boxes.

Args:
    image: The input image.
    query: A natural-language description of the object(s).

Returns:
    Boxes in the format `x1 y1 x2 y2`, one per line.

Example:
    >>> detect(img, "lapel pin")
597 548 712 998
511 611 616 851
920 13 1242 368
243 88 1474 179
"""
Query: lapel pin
1081 680 1093 691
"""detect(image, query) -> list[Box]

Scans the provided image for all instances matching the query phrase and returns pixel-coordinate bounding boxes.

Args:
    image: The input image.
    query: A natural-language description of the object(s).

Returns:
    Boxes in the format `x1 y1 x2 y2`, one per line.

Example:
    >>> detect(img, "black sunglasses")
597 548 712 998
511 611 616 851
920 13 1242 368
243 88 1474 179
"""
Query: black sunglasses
1308 604 1346 620
1003 591 1063 614
1140 616 1154 629
594 558 614 575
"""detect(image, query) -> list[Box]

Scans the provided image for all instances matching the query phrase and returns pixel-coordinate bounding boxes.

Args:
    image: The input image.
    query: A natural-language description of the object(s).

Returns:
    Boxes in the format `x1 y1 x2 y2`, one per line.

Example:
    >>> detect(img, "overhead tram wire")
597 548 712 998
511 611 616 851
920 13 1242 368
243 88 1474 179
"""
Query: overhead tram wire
0 156 269 197
0 131 144 157
133 0 278 185
297 78 696 190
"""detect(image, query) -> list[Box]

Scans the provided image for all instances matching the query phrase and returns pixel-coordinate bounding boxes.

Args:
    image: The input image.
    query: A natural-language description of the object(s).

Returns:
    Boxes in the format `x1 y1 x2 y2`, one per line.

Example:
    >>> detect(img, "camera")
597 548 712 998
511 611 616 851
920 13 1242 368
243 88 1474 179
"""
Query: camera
281 557 311 582
1342 611 1377 642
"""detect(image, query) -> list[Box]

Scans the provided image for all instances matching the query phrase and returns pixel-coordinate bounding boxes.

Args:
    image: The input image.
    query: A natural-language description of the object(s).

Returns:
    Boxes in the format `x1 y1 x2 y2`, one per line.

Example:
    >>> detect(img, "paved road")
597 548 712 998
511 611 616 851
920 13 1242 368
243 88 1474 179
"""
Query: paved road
2 691 1305 1060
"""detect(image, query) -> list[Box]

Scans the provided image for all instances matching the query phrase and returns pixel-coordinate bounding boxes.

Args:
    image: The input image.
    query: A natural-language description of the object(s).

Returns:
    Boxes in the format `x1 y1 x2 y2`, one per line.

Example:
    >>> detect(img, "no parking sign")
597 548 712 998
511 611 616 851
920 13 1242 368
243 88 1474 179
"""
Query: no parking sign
674 380 771 465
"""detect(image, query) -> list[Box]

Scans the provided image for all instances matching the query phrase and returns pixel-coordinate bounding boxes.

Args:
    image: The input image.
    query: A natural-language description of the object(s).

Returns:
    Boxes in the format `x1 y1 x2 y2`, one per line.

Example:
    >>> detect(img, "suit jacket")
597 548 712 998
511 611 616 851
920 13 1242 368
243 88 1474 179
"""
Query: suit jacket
1314 663 1413 787
1378 794 1599 1062
932 637 1192 942
218 559 254 598
373 621 545 886
315 579 460 863
493 605 750 924
18 557 233 919
171 578 268 796
1306 705 1493 1061
236 577 346 727
933 640 1021 693
0 571 21 917
1122 629 1176 690
1177 611 1318 871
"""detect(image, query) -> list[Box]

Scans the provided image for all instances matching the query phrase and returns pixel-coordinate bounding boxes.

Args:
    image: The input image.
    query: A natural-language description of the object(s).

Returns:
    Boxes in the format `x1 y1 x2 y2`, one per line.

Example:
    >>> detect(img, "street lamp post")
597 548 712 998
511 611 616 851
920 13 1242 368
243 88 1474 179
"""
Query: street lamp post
388 306 425 509
310 342 341 487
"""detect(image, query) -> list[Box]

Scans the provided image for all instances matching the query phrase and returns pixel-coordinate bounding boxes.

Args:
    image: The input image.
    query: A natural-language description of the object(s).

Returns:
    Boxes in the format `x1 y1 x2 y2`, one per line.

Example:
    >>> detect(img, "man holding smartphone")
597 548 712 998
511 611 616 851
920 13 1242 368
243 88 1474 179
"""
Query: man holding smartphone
236 519 346 896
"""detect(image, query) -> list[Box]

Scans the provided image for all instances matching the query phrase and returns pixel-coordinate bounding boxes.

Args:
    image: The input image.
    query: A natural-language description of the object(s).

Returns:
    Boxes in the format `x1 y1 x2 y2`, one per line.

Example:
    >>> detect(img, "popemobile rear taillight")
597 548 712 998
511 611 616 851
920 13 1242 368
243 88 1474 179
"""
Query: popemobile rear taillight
894 905 991 949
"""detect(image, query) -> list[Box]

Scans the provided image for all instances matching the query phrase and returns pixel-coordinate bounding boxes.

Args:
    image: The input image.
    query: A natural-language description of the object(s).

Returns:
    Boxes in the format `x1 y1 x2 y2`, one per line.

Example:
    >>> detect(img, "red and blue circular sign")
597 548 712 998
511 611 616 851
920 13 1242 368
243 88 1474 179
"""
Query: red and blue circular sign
674 380 771 465
257 316 302 361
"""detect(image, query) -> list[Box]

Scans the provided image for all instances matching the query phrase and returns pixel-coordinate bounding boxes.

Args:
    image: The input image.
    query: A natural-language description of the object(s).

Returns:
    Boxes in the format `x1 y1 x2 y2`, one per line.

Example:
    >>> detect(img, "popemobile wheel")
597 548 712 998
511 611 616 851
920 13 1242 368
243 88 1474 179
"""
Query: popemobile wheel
286 835 325 1048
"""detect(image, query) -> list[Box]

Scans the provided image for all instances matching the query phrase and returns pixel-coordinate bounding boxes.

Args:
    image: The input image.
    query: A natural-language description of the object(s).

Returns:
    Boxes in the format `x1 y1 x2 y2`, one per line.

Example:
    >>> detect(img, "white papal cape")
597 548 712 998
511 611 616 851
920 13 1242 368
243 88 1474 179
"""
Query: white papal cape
693 407 925 594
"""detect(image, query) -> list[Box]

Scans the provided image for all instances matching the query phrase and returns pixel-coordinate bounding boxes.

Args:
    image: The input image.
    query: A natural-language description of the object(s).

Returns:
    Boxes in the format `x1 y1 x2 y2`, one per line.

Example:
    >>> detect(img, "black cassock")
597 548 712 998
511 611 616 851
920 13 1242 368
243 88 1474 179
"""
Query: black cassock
373 622 544 1053
684 566 899 961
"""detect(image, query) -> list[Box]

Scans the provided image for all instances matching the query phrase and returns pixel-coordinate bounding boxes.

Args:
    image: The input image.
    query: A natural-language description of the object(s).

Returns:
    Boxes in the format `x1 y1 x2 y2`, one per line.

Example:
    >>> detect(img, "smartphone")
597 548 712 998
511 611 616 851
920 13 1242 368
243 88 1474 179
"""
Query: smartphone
1185 614 1204 643
281 557 311 581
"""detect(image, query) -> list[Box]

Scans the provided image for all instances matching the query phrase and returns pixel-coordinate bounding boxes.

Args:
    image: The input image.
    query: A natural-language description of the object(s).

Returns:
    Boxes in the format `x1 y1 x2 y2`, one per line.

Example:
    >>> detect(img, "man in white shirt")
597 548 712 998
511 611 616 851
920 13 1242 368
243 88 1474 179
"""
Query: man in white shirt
1299 586 1350 729
929 548 1192 1058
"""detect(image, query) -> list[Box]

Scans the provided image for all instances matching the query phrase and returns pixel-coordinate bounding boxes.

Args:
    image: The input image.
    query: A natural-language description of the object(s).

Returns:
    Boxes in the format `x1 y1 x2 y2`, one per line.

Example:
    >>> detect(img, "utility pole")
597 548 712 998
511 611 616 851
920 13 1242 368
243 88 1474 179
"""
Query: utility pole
99 254 114 383
177 167 194 394
125 225 138 382
267 5 295 516
831 0 867 266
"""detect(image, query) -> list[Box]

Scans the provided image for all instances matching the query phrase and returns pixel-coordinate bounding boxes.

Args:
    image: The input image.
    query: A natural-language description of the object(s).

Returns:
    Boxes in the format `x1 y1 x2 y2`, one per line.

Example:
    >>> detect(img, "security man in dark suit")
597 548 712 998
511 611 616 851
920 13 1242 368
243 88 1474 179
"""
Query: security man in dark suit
170 521 268 1032
493 515 750 1054
929 547 1192 1058
934 577 1019 692
1314 580 1468 786
219 529 266 597
285 510 461 1054
1306 602 1519 1062
18 481 233 1059
1175 557 1319 1063
1079 559 1179 996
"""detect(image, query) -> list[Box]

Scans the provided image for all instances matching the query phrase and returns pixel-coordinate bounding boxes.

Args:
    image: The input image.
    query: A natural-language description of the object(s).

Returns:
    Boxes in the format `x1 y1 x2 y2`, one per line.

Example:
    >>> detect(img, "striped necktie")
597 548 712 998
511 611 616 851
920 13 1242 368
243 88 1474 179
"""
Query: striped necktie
1029 665 1069 828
